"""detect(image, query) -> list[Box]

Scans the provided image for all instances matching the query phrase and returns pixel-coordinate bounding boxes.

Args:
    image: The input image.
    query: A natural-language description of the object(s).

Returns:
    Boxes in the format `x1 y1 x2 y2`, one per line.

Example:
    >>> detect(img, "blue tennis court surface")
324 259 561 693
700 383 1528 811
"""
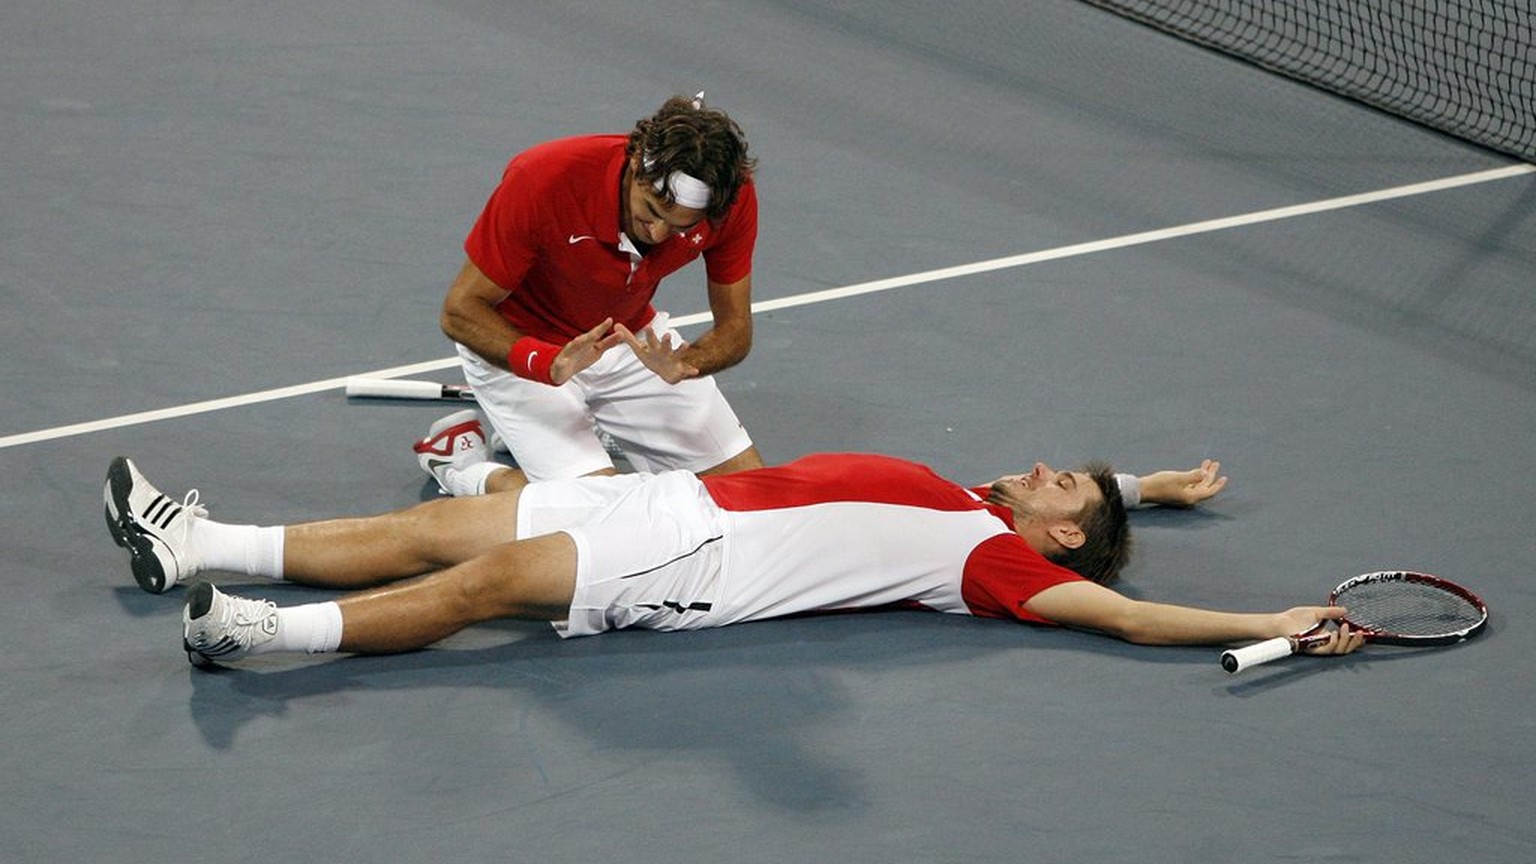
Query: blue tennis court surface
3 2 1533 861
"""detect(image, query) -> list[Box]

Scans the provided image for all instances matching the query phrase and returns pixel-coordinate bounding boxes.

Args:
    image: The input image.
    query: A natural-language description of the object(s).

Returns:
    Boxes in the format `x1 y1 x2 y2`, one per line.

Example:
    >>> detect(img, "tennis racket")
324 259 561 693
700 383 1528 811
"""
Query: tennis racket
344 377 476 402
1220 570 1487 674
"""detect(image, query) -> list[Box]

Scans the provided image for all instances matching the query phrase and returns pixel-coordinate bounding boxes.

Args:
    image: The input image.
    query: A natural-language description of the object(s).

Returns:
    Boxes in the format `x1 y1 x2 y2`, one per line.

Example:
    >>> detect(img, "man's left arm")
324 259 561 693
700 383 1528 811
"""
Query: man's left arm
1117 459 1227 508
615 274 753 383
979 460 1228 508
680 274 753 375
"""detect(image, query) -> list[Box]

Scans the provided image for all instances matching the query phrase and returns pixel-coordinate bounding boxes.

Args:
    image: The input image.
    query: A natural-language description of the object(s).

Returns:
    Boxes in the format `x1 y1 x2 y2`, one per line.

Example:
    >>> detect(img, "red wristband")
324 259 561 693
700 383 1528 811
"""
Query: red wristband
508 336 559 385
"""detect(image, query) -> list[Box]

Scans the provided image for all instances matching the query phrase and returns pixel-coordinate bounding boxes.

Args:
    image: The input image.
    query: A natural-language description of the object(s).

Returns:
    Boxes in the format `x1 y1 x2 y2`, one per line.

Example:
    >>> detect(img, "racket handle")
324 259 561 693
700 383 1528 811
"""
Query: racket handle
344 377 476 401
1221 636 1297 674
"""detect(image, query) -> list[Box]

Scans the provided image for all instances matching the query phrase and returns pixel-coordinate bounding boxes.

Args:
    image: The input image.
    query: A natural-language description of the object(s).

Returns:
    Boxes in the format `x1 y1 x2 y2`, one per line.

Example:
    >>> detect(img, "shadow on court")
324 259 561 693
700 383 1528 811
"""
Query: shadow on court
175 607 1224 812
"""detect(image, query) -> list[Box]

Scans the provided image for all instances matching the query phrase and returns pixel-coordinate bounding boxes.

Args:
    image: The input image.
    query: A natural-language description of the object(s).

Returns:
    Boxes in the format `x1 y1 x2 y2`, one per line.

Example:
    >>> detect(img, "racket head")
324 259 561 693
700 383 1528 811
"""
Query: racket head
1329 570 1488 646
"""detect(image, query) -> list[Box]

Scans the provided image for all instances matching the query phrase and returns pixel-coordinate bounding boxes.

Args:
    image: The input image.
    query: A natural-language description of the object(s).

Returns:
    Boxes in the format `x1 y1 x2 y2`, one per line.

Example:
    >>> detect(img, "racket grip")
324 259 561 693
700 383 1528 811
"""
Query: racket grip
345 377 467 400
1220 636 1296 674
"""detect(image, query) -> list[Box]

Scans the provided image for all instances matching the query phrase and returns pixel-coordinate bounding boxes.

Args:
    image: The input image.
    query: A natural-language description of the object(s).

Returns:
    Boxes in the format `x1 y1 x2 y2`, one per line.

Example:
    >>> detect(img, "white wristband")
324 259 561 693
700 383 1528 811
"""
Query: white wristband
1114 473 1146 509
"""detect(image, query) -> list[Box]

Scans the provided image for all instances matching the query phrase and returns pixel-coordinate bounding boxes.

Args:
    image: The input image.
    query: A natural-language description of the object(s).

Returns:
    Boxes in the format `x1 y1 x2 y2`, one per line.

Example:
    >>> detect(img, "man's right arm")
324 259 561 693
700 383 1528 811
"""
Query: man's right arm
440 257 521 370
440 257 623 386
1022 580 1362 653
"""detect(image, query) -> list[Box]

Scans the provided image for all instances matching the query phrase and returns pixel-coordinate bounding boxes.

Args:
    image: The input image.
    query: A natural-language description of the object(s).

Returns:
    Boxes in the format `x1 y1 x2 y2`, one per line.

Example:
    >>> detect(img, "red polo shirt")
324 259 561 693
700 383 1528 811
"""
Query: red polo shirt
464 134 758 343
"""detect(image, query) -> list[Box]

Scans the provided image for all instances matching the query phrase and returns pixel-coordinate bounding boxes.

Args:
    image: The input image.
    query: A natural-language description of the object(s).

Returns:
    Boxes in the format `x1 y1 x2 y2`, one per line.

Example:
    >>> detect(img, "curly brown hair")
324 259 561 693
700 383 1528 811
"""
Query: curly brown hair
626 95 756 222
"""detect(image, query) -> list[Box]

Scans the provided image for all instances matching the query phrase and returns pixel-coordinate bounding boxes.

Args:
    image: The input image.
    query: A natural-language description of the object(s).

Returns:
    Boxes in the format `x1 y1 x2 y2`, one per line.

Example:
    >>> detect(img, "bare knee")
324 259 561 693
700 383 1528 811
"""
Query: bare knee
699 445 764 476
484 466 528 495
447 534 579 622
386 494 522 569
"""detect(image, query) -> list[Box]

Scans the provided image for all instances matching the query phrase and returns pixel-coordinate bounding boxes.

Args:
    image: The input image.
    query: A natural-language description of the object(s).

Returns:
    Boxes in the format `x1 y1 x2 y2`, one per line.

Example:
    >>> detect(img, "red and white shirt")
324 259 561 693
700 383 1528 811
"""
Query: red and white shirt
464 134 758 343
700 453 1084 626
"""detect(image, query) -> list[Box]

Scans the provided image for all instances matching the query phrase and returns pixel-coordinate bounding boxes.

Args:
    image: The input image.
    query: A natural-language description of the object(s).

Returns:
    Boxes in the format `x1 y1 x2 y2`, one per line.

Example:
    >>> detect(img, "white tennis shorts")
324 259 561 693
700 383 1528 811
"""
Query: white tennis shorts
457 311 754 481
516 470 726 637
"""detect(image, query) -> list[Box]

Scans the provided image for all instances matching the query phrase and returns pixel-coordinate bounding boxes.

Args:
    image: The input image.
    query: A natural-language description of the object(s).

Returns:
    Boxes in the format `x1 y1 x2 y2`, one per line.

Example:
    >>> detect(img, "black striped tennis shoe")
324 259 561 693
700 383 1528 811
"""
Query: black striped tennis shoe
182 581 278 667
103 456 206 594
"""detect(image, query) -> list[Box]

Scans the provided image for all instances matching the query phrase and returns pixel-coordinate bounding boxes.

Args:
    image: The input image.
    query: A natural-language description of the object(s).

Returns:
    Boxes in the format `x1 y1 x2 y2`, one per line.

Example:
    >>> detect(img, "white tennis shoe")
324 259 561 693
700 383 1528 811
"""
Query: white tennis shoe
182 581 278 667
413 409 489 495
103 456 206 594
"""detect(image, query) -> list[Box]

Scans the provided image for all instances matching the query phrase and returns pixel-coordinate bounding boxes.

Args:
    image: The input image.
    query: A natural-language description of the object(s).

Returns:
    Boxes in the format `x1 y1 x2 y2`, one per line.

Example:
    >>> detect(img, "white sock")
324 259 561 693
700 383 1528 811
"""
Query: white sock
445 461 502 497
191 520 286 580
250 602 344 656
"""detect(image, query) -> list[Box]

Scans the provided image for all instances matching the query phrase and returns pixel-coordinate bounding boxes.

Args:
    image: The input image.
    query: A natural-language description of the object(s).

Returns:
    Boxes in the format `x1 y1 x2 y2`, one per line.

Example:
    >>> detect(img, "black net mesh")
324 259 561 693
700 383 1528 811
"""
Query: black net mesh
1083 0 1535 162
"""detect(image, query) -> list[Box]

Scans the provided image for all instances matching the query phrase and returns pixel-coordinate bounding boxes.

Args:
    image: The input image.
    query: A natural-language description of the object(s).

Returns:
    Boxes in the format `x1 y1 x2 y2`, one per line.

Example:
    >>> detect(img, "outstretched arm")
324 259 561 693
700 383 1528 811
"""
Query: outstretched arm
1022 581 1364 653
1120 459 1228 508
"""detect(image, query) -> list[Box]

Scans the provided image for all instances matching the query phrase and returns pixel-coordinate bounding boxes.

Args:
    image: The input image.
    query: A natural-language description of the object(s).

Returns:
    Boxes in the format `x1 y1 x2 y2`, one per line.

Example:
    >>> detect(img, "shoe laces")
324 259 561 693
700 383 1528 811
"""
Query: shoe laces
181 489 209 520
206 591 277 647
190 590 277 656
180 489 208 556
228 595 277 628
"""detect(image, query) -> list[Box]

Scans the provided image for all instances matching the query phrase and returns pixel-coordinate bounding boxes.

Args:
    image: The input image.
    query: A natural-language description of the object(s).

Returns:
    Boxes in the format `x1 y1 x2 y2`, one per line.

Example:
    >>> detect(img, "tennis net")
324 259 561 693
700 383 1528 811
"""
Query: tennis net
1082 0 1535 162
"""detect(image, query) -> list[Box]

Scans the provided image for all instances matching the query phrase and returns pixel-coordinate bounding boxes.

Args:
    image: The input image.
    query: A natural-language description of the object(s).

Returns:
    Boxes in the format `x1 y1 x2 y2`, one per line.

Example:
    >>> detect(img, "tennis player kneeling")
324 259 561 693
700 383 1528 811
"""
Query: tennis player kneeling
103 452 1363 665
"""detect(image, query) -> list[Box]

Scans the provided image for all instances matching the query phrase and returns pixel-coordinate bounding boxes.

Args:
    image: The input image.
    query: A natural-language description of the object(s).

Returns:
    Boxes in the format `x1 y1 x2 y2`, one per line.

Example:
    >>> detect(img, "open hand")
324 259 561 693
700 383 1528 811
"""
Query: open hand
1139 459 1228 507
614 323 701 384
550 318 624 385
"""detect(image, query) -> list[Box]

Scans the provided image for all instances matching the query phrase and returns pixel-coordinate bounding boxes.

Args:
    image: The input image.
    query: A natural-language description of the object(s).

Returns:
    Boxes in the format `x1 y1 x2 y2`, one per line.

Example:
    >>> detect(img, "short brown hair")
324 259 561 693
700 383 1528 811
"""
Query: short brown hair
1051 461 1133 585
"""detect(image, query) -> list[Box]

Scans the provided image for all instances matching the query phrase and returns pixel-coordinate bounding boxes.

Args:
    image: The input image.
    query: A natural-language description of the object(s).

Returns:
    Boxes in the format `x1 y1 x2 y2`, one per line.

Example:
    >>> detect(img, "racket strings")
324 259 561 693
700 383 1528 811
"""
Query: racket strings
1338 582 1483 636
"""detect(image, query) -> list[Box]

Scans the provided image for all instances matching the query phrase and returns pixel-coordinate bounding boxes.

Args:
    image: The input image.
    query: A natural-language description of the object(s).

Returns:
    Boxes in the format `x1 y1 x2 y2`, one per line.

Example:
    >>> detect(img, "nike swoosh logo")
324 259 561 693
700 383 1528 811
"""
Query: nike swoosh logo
526 350 539 372
568 234 596 244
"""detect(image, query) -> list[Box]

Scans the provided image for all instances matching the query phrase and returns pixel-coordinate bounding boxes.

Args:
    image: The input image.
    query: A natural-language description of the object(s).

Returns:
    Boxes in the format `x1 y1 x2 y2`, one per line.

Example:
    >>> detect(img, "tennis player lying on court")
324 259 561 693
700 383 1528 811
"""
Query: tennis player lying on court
103 452 1364 665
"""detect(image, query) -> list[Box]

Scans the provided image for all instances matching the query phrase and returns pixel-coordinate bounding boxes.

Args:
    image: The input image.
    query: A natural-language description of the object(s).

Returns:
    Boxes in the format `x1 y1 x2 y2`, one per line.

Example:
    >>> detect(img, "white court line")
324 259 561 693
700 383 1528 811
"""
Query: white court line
3 162 1531 451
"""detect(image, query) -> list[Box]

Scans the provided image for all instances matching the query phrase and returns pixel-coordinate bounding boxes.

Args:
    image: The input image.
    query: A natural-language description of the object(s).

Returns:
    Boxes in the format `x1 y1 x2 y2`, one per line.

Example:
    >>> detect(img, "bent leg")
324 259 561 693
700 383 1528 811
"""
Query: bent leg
282 491 524 589
461 342 617 481
587 339 758 477
484 466 527 494
333 532 578 652
485 464 621 494
697 444 764 476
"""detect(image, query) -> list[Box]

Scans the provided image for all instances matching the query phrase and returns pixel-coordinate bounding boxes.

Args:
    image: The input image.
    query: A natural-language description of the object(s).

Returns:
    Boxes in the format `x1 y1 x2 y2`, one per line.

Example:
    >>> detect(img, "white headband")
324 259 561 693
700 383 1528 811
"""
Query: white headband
644 92 712 210
645 158 713 210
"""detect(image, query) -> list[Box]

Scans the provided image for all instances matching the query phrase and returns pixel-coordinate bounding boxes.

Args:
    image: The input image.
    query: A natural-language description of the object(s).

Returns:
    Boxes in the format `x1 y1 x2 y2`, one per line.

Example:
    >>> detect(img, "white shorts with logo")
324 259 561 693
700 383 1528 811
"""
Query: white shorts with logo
457 311 754 482
516 470 727 637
